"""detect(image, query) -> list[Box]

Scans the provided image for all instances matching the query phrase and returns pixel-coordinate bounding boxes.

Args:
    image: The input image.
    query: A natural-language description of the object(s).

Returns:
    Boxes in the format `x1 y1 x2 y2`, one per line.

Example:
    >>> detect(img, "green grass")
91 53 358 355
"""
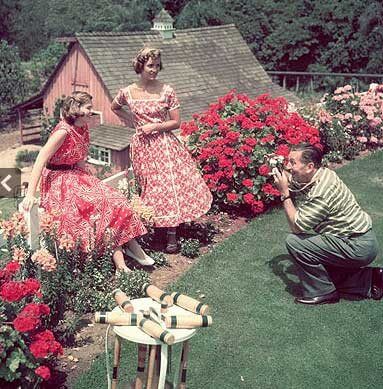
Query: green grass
74 151 383 389
0 198 17 219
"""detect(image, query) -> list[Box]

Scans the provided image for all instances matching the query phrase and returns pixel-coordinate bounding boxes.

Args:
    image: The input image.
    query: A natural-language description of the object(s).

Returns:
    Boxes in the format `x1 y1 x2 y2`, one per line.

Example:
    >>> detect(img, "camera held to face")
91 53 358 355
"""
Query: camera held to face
264 154 285 176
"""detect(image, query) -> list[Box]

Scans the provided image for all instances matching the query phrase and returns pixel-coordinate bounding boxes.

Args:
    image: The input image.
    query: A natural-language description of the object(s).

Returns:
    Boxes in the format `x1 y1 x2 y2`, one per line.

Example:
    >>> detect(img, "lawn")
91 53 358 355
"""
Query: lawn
75 150 383 389
0 197 18 219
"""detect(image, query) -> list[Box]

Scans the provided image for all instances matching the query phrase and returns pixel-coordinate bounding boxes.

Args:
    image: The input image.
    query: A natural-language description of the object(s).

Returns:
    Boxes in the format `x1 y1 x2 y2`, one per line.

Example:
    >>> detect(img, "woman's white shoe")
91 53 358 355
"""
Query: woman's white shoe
125 248 155 266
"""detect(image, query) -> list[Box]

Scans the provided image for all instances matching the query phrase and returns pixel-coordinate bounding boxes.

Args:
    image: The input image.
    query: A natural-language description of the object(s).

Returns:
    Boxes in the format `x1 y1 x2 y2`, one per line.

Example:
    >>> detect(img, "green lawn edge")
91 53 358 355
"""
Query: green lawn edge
74 150 383 389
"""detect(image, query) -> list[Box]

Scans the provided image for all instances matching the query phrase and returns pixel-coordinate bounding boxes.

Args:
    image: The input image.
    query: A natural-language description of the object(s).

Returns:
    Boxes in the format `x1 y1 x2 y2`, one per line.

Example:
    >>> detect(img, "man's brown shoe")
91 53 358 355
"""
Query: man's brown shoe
295 290 340 305
371 268 383 300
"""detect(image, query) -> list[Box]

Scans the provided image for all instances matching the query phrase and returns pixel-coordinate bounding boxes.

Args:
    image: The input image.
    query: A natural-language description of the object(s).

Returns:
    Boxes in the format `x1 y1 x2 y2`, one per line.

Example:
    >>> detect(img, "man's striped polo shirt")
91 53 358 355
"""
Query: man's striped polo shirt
294 167 371 237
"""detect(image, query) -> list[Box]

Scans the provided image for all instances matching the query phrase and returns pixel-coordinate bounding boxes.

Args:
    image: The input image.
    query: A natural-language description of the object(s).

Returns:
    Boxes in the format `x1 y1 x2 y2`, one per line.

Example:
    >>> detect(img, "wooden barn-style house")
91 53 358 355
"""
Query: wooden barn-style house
14 9 298 171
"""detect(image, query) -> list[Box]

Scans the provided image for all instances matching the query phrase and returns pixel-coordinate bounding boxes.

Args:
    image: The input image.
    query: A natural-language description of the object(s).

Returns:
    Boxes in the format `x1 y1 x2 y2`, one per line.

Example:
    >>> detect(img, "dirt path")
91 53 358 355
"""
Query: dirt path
0 129 41 184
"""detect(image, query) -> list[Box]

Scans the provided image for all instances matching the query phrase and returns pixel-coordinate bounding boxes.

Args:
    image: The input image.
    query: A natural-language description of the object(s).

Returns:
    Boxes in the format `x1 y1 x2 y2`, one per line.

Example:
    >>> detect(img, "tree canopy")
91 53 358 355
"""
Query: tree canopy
1 0 382 113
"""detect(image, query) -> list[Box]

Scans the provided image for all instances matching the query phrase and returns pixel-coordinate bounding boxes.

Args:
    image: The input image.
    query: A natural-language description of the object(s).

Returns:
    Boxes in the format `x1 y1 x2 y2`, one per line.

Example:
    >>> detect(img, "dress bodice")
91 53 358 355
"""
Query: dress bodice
112 84 180 133
48 121 89 165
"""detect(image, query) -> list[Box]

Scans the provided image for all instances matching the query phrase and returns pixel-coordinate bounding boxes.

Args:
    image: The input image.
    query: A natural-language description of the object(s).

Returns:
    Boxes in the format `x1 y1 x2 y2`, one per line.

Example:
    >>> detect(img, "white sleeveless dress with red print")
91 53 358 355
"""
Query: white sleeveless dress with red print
113 84 212 227
40 121 147 252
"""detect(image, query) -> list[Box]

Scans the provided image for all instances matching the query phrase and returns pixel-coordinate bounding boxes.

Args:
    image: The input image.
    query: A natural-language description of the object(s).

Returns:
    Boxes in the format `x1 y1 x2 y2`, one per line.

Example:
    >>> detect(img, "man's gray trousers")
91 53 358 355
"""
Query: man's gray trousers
285 230 379 298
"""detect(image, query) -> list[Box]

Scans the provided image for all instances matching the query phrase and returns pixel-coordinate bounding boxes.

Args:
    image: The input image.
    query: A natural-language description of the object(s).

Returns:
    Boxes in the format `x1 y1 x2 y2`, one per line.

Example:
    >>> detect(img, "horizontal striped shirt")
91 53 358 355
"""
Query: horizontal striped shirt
294 167 371 237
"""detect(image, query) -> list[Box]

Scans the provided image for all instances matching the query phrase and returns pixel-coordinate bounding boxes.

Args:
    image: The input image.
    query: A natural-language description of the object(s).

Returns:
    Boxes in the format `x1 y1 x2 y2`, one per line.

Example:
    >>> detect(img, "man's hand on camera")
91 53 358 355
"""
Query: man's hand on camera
273 168 290 196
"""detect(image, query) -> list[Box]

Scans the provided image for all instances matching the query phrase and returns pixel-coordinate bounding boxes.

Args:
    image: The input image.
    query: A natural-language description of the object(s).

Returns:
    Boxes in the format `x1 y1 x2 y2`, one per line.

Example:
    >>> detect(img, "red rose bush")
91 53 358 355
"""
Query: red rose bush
181 91 320 214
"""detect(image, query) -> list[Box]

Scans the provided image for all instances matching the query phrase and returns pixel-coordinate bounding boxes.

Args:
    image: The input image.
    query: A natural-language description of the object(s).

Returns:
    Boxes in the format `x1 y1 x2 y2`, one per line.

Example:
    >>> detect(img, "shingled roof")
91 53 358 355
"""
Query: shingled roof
90 124 135 150
76 24 299 121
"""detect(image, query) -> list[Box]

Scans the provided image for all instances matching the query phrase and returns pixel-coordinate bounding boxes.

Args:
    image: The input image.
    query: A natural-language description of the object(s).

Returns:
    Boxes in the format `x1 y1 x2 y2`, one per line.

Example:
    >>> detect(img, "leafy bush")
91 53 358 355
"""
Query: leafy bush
15 150 39 168
40 96 65 146
115 270 151 299
26 42 67 95
181 90 320 215
148 251 168 267
178 220 219 244
180 238 200 258
0 40 28 116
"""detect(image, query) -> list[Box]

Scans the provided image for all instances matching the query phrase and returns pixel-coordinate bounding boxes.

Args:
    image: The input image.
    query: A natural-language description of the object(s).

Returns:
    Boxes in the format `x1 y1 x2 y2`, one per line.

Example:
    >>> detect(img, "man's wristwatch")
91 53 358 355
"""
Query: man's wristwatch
281 194 291 202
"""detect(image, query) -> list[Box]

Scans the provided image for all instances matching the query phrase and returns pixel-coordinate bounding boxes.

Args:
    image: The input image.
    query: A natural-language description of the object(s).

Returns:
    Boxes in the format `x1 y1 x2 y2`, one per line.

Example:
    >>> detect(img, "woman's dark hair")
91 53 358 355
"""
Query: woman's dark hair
62 91 92 124
290 143 323 168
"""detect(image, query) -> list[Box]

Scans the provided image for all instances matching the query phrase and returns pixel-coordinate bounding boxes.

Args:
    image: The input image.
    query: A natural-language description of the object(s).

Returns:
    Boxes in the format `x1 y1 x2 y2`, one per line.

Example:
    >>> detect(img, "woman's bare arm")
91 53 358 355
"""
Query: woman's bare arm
21 130 67 210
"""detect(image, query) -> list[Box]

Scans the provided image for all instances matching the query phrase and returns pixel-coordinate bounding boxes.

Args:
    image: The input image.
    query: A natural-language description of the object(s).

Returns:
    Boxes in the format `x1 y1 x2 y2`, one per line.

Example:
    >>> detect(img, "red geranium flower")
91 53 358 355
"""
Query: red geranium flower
258 164 270 176
180 90 321 217
0 281 26 302
226 193 238 202
262 183 281 196
244 137 257 147
275 144 290 157
13 316 40 332
251 200 265 214
242 179 253 188
35 365 51 381
243 193 255 204
5 261 20 274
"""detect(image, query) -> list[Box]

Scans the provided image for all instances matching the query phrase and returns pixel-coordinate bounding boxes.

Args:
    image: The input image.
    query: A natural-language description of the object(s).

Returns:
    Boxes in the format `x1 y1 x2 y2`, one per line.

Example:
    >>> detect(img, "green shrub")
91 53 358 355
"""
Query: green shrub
40 96 64 146
116 270 151 299
0 40 28 116
15 150 39 168
149 251 169 267
180 238 200 258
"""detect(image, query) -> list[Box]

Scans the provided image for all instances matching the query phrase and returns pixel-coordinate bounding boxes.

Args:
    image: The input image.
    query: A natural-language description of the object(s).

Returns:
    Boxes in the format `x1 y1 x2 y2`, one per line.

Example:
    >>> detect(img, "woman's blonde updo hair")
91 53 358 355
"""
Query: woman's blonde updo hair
62 91 92 124
132 47 163 74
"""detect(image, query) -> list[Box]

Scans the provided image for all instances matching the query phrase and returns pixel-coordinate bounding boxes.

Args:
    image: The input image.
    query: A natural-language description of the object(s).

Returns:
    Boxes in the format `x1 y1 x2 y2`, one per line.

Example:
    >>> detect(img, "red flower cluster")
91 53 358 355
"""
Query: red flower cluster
0 278 41 302
13 303 50 332
29 330 63 359
35 365 51 381
0 259 63 382
181 91 321 214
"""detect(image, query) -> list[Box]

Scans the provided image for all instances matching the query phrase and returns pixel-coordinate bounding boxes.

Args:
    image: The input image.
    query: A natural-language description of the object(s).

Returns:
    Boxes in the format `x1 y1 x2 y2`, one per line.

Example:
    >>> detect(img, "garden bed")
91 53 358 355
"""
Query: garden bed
50 211 248 387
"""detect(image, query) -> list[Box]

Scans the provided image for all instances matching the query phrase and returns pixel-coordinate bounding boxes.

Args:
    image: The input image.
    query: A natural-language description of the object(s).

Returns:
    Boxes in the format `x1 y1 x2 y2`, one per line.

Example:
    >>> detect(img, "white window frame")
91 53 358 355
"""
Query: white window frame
88 145 111 166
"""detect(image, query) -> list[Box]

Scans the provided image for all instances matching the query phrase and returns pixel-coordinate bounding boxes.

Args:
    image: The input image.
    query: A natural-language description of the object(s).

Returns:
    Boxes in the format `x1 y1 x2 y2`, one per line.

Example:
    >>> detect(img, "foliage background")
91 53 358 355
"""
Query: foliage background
1 0 383 113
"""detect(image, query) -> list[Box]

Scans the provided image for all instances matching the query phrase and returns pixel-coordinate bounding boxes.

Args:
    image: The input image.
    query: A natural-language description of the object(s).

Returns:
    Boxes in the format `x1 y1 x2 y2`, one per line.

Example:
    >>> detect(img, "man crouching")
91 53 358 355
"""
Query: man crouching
273 143 381 305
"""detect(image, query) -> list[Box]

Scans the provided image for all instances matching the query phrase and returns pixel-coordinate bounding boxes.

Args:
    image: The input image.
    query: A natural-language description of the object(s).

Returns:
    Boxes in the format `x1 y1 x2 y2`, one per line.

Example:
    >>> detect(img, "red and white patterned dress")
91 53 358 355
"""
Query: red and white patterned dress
113 84 212 227
40 121 147 251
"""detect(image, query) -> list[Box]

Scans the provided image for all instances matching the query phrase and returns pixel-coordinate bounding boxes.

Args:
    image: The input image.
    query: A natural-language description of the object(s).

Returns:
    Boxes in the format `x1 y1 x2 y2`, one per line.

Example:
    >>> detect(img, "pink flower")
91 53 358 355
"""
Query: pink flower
357 136 368 143
31 249 57 272
12 247 27 264
40 211 60 234
369 118 382 128
58 232 75 252
11 212 28 236
370 136 378 144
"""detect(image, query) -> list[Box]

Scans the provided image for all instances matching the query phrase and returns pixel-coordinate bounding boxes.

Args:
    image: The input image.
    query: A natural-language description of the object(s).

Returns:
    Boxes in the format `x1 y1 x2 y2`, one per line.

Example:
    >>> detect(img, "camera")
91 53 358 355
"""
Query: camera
264 154 285 175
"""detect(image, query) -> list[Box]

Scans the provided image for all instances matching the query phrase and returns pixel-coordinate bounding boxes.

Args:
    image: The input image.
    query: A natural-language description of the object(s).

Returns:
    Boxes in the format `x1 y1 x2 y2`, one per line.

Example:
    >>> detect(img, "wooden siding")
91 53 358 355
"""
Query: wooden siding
112 149 130 170
43 44 122 126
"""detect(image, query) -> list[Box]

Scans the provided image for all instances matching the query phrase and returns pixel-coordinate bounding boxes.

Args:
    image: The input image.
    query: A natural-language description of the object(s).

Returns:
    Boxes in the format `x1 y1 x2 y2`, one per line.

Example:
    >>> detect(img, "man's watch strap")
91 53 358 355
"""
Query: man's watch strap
281 194 291 202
